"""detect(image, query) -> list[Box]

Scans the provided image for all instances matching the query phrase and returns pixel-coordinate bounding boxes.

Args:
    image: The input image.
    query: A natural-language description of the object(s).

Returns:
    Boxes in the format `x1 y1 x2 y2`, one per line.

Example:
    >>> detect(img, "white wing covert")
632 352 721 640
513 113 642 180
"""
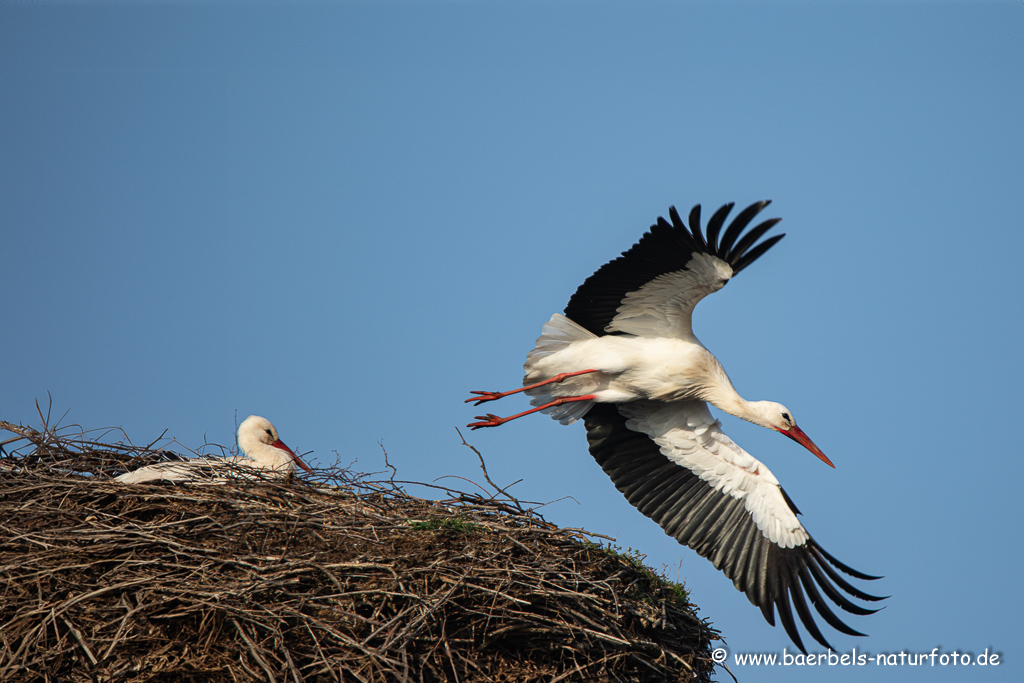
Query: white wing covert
619 401 809 549
607 253 734 339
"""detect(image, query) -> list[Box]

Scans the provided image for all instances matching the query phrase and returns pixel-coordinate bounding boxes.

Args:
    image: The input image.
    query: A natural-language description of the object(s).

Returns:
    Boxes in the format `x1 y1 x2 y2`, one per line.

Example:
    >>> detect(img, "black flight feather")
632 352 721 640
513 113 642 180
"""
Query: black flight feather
564 200 783 336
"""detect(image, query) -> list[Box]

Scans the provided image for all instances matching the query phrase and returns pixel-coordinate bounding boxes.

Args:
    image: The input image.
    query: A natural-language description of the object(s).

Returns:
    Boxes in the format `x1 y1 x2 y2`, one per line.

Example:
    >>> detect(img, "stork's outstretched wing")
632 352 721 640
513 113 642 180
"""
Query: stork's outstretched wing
564 201 784 339
583 401 885 653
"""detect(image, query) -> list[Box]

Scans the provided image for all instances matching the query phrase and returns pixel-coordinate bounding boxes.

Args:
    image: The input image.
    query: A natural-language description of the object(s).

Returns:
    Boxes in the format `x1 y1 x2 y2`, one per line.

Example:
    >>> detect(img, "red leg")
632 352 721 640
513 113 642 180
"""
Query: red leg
468 394 598 430
465 369 598 405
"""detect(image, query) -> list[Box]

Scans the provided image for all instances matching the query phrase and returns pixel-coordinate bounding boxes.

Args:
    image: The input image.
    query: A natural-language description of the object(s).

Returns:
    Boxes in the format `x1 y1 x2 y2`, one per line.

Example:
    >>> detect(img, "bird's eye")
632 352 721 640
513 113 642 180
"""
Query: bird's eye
781 412 791 422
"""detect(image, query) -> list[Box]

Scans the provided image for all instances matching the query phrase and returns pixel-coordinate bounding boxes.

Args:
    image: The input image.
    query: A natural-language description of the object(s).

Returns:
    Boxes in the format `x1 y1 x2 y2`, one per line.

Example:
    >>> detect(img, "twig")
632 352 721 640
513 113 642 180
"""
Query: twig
378 440 397 483
233 619 278 682
454 427 525 510
61 617 98 666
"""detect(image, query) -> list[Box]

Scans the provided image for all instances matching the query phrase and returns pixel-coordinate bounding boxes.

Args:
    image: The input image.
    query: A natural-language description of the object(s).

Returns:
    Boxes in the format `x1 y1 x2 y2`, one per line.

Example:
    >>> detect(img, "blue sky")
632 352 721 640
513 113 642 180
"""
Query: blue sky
2 2 1022 681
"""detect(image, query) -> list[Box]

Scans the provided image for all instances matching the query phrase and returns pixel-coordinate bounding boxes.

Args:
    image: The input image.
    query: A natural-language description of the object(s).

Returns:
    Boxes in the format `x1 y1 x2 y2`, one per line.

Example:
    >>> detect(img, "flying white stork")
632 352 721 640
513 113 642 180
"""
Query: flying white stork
466 201 884 652
115 415 313 484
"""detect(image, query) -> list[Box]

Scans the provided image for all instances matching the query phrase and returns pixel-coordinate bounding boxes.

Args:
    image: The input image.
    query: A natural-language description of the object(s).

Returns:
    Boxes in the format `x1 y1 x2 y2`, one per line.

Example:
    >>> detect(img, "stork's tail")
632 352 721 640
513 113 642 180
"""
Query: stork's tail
523 314 598 425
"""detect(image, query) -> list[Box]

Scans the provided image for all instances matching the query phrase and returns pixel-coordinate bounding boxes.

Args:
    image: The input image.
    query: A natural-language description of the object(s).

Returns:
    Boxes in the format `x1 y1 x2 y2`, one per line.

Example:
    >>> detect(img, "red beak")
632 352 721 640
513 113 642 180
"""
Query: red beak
780 425 835 468
272 439 314 474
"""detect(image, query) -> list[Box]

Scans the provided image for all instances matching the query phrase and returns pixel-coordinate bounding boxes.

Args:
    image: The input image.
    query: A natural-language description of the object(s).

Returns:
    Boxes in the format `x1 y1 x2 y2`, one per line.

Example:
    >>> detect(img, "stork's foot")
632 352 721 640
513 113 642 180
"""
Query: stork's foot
465 390 508 406
468 414 507 430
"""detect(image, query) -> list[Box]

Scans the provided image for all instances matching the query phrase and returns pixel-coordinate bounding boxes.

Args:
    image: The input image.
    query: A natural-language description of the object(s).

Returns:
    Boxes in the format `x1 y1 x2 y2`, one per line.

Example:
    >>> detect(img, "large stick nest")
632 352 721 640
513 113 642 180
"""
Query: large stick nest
0 416 720 682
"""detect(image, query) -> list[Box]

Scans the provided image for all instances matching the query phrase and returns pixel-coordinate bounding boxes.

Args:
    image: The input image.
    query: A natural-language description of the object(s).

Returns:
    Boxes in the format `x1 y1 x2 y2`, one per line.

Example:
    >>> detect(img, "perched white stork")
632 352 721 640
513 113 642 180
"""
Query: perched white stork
467 201 884 652
115 415 312 484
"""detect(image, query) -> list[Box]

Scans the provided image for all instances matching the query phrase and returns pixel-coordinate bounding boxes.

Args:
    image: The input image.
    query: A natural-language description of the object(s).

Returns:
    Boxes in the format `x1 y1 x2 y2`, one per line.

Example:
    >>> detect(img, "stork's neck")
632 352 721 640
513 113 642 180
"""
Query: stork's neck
251 444 293 469
697 361 767 428
238 438 293 471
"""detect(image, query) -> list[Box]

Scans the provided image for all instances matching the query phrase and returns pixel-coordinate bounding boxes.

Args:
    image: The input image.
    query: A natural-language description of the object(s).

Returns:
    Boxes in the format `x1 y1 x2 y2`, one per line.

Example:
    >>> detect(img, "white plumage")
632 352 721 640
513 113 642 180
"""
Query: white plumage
115 415 312 484
467 200 884 652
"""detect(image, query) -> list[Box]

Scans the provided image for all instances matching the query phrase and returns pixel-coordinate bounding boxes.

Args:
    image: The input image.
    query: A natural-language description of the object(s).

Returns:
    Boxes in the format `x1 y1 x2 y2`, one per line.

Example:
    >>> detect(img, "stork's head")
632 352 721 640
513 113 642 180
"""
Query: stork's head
237 415 314 474
751 401 834 468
